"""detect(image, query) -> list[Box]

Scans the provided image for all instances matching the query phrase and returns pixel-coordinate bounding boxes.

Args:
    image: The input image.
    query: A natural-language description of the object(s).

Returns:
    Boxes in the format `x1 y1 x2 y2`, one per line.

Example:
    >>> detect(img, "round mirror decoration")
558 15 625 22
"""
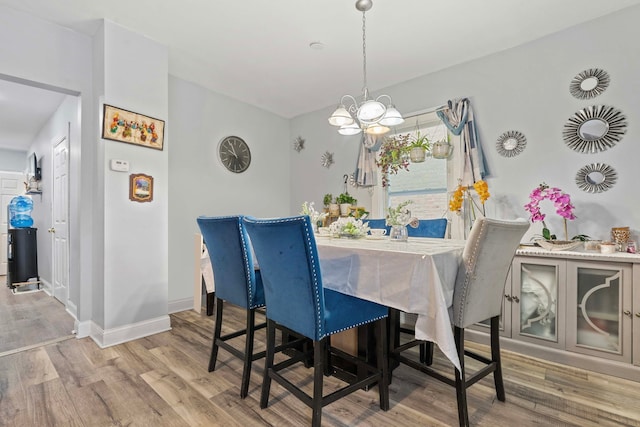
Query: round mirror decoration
569 68 610 99
575 163 617 193
563 105 627 153
495 130 526 157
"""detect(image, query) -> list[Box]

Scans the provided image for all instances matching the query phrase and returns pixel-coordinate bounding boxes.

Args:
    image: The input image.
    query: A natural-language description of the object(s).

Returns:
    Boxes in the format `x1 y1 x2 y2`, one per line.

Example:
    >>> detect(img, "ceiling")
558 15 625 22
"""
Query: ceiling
2 0 640 152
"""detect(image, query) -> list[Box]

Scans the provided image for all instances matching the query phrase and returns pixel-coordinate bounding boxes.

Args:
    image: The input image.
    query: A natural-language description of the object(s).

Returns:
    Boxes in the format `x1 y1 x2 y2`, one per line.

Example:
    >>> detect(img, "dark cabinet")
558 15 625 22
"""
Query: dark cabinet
7 227 39 288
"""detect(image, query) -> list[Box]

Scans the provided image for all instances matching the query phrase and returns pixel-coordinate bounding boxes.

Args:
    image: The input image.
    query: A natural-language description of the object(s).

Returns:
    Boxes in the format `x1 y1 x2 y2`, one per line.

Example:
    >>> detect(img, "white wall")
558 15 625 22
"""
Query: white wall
168 76 291 305
0 149 28 171
99 20 169 334
290 6 640 243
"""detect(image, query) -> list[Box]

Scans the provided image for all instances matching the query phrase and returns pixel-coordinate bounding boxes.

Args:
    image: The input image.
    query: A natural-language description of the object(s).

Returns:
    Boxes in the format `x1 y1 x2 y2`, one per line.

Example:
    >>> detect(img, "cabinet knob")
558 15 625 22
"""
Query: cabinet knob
48 228 55 233
512 296 520 303
505 294 512 302
623 310 632 317
636 312 640 318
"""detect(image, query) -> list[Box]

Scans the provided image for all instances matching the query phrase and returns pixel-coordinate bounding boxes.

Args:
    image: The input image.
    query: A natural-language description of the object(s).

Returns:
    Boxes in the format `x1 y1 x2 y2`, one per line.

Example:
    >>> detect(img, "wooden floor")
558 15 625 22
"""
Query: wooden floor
0 275 75 355
1 299 639 426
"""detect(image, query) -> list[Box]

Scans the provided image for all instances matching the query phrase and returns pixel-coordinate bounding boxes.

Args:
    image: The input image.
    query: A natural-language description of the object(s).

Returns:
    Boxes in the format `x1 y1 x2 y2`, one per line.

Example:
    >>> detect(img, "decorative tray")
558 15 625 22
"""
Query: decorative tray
534 239 582 251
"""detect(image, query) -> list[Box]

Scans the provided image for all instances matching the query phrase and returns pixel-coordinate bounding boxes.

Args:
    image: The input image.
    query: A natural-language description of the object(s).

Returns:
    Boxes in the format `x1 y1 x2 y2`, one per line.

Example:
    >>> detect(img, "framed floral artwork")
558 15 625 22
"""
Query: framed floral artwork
102 104 165 150
129 173 153 203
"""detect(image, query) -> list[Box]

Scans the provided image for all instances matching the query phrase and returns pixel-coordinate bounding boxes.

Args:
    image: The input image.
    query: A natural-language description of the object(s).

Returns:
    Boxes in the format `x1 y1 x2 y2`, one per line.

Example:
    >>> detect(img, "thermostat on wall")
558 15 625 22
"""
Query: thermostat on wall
110 159 129 172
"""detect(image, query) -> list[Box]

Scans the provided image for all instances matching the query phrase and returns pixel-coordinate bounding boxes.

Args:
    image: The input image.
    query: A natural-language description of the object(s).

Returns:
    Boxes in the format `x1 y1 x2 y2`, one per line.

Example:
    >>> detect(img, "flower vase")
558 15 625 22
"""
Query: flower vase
463 192 473 239
389 225 408 242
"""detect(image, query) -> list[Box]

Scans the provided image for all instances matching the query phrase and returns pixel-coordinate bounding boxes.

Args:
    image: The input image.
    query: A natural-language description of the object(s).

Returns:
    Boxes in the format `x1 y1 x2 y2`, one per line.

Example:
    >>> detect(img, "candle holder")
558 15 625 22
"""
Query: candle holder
611 227 630 252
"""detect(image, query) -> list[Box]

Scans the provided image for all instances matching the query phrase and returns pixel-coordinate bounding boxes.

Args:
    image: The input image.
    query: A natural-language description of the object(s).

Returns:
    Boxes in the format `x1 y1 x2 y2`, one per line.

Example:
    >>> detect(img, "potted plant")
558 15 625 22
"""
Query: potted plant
375 134 411 187
408 130 430 163
324 193 339 217
431 134 453 159
323 193 333 208
336 192 357 216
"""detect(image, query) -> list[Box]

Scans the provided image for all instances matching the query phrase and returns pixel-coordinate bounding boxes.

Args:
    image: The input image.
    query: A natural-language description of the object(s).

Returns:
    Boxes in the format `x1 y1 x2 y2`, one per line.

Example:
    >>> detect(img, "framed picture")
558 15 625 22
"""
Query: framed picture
102 104 165 150
129 173 154 203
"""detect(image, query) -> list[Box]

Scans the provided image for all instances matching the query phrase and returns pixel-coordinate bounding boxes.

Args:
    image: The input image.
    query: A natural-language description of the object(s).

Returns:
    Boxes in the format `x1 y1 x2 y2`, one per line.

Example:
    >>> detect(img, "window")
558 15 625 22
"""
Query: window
385 111 450 218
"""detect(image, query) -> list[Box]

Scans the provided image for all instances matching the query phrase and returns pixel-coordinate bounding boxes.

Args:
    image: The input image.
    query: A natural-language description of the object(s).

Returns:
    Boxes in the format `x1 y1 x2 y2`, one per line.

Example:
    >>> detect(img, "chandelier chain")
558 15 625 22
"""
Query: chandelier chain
361 10 368 99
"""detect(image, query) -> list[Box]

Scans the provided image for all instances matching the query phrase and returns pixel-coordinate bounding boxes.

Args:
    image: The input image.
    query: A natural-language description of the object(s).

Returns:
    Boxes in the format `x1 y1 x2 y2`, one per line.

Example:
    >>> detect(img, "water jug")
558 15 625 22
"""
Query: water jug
9 195 34 228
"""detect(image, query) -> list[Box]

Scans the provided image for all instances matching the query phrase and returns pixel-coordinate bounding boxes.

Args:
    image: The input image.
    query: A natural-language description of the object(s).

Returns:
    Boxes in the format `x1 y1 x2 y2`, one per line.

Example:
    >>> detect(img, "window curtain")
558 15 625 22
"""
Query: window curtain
436 98 487 186
354 134 383 187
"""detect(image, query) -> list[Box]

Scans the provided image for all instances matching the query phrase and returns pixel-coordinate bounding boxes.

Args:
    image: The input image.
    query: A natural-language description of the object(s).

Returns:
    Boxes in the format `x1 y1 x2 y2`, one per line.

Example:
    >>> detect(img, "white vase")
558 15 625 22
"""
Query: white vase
339 203 351 216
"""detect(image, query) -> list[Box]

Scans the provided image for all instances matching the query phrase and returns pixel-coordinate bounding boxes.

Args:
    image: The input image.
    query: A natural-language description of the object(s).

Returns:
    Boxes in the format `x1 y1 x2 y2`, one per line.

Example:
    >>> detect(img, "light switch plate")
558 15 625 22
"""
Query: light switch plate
110 159 129 172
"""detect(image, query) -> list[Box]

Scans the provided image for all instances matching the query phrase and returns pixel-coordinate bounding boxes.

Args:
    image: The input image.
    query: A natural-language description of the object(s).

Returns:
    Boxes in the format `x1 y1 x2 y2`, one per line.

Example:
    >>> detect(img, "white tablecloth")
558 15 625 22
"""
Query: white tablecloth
316 236 465 370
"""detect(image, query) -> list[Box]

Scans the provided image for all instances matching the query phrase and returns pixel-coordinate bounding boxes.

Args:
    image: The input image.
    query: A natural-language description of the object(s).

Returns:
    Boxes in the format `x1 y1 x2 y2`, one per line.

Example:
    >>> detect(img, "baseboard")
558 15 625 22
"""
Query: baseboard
169 297 195 314
89 315 172 348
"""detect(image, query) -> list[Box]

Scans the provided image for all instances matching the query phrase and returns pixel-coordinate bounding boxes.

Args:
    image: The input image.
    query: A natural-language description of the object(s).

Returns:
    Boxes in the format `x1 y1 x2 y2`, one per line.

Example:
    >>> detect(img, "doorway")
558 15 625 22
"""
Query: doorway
0 77 78 354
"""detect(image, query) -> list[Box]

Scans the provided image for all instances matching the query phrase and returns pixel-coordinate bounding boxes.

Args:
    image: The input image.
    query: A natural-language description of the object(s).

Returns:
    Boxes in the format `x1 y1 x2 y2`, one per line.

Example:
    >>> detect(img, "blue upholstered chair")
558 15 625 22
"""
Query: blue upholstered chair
196 215 266 399
365 217 448 238
392 218 529 427
407 217 448 238
243 215 389 427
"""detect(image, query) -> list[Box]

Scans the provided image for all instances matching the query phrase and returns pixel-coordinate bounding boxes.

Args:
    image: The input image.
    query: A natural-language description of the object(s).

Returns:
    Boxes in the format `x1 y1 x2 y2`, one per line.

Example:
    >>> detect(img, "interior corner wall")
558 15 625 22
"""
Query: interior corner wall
100 20 169 332
0 6 93 328
167 76 291 305
290 5 640 242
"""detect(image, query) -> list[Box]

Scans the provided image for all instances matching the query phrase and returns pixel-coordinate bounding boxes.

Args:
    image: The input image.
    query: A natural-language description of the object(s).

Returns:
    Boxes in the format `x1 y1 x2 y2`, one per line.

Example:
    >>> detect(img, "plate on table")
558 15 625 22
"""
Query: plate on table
366 235 387 240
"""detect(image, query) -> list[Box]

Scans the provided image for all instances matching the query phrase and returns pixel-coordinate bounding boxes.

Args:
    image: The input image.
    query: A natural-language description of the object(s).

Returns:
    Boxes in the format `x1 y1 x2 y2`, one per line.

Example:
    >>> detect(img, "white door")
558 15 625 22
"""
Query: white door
52 135 69 303
0 172 25 275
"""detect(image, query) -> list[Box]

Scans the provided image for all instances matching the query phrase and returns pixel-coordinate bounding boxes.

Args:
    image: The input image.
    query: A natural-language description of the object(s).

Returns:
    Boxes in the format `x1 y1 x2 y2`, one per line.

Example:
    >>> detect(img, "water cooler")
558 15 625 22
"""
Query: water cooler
6 196 39 289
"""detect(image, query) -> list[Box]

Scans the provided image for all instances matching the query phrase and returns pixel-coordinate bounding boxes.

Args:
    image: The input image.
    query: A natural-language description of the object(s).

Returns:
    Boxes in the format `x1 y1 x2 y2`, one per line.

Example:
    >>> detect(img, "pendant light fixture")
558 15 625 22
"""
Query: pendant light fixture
328 0 404 136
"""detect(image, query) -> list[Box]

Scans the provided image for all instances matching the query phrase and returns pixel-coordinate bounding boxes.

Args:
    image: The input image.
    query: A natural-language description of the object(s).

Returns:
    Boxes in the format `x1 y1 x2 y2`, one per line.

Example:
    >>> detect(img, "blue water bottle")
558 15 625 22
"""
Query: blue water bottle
9 195 34 228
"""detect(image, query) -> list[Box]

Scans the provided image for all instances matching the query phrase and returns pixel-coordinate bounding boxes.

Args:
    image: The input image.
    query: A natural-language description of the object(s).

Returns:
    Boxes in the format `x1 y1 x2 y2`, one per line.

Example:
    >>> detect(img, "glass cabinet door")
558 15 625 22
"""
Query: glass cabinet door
511 257 565 348
567 261 632 363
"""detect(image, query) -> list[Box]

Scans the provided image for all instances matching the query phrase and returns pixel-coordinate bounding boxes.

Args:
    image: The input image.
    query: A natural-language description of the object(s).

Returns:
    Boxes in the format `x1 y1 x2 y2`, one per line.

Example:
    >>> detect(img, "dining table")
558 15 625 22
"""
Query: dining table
315 234 466 371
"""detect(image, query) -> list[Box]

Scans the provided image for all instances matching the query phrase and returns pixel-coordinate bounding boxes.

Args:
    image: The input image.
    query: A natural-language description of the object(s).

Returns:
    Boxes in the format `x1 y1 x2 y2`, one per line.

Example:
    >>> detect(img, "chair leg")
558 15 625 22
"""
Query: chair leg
312 338 326 427
377 318 390 411
209 298 224 372
491 316 506 401
206 291 215 316
420 341 434 365
260 319 276 409
240 308 256 399
454 326 469 427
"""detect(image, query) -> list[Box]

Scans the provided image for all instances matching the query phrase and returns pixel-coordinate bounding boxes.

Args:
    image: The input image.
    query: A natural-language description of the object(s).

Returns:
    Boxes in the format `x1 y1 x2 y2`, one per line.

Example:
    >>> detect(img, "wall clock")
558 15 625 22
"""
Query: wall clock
218 136 251 173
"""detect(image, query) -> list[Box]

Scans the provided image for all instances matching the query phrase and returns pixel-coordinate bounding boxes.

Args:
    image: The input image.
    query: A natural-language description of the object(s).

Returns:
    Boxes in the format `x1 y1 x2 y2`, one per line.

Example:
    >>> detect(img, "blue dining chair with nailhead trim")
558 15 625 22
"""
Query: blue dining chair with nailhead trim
196 215 266 399
243 215 389 427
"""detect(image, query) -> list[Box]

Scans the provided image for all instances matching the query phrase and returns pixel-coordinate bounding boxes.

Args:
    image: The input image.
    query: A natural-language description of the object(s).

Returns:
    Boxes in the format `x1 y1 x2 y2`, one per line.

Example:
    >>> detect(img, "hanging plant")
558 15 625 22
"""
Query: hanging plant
375 134 411 187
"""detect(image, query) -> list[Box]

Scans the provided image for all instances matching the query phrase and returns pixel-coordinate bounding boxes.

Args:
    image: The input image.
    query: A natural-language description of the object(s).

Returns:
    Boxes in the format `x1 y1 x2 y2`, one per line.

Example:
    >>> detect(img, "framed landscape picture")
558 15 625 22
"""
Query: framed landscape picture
129 173 154 203
102 104 165 150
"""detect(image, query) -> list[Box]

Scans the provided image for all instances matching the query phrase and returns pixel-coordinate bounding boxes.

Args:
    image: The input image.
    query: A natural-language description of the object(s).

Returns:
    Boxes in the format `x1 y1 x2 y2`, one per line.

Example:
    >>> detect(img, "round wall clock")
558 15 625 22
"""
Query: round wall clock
218 136 251 173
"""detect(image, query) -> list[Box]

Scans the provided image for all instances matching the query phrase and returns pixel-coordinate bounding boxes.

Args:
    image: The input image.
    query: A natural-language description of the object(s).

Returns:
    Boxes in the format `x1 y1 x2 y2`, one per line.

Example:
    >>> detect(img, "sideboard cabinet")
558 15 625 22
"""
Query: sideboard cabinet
468 247 640 381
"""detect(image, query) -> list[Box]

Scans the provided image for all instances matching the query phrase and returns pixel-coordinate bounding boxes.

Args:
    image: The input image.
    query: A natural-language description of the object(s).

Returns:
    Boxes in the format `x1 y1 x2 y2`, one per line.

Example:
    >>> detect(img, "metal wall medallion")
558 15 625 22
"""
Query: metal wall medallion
496 130 526 157
575 163 617 193
321 151 334 168
293 136 305 152
569 68 610 100
563 105 627 153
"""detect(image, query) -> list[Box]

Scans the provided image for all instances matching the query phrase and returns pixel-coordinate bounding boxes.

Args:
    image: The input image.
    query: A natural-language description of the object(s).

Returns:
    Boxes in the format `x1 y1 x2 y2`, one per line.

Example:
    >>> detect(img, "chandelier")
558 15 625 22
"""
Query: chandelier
328 0 404 136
